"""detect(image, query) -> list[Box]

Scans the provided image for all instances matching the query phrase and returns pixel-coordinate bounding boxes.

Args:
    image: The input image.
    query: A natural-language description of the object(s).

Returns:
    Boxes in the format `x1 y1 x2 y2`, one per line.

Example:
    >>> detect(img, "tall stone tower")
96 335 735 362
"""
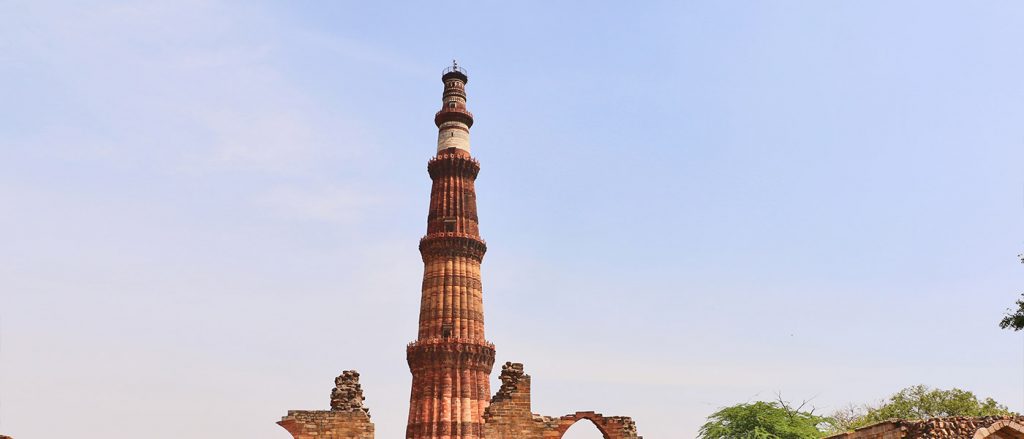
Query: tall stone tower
405 62 496 439
277 62 641 439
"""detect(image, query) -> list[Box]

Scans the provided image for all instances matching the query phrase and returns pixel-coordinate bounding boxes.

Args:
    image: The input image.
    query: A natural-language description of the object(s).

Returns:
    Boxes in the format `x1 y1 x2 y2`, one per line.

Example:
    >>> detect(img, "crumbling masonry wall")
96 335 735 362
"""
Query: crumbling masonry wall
482 362 553 438
278 371 374 439
276 364 641 439
825 417 1024 439
482 362 641 439
279 410 374 439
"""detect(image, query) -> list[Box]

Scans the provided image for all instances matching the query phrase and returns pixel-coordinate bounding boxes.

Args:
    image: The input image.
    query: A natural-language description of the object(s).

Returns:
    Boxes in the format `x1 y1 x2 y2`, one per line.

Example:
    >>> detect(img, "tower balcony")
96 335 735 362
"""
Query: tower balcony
427 152 480 179
407 337 495 350
418 232 487 262
434 107 474 128
406 337 496 372
442 64 468 82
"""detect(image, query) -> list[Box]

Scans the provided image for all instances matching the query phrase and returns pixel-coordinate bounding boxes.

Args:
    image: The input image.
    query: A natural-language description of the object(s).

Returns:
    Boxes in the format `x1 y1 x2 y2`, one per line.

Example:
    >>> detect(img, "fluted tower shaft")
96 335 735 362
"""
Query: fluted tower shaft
406 64 495 439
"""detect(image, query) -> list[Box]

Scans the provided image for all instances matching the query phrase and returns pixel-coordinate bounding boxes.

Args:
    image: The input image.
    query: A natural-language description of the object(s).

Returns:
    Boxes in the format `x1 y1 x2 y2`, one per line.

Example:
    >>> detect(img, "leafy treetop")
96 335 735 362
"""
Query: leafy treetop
836 385 1015 431
999 293 1024 331
699 400 829 439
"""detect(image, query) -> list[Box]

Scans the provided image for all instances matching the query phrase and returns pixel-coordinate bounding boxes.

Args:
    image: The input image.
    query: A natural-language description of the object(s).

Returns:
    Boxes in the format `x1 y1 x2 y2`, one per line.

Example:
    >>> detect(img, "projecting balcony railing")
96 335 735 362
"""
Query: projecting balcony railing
408 337 495 350
435 107 474 120
420 231 486 244
428 153 479 166
442 64 468 77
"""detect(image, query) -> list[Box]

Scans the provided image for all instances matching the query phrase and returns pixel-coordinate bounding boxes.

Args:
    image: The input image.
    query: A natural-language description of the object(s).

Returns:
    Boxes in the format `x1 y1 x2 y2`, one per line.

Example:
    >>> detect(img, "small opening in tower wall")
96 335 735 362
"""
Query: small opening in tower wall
443 218 456 232
448 102 456 109
441 324 453 339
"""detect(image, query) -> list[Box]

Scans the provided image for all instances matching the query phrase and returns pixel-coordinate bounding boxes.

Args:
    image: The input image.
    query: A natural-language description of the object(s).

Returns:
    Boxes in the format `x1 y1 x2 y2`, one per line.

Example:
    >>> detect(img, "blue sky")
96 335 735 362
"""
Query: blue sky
2 1 1024 438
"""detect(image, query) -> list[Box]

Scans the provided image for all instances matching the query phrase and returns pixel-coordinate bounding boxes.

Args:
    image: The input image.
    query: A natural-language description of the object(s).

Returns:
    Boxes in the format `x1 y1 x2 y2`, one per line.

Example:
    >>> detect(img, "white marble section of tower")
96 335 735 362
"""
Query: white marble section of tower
435 64 473 152
437 120 470 151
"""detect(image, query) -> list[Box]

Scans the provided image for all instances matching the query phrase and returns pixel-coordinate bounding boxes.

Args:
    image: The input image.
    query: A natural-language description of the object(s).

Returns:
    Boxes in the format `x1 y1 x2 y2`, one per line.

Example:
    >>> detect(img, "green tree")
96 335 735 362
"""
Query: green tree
999 293 1024 331
699 400 830 439
843 385 1014 430
1001 255 1024 330
825 404 868 434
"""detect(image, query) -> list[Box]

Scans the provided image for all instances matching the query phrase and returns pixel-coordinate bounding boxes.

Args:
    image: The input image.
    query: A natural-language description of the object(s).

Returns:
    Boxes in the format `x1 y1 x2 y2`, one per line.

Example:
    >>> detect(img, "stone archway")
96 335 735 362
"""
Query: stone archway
973 421 1024 439
557 415 611 439
550 411 639 439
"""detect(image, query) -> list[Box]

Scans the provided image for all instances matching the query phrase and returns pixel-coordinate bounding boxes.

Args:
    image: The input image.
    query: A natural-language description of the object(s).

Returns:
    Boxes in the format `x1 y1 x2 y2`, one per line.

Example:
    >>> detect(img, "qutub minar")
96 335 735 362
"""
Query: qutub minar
3 65 1020 439
277 63 642 439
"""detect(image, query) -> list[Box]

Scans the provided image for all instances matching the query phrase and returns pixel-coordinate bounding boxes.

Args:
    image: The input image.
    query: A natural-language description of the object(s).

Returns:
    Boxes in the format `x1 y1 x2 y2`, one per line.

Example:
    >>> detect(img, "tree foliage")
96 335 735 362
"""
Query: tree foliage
999 293 1024 331
702 386 1014 439
698 400 830 439
825 404 868 434
840 385 1014 430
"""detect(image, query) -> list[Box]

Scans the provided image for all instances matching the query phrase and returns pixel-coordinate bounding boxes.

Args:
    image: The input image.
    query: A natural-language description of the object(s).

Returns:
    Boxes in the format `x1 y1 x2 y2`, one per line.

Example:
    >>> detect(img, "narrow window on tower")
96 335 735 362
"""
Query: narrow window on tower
443 218 456 232
448 102 456 109
442 323 453 339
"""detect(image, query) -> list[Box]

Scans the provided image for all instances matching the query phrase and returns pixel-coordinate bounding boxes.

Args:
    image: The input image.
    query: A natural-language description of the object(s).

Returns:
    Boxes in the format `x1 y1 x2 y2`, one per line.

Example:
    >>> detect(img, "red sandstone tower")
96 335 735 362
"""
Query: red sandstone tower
278 62 641 439
405 62 496 439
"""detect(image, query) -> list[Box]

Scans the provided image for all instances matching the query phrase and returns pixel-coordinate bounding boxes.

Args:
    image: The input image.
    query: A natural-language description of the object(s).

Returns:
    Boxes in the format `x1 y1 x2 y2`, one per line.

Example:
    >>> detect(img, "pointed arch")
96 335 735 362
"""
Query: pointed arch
565 415 610 435
551 411 640 439
558 416 611 439
973 421 1024 439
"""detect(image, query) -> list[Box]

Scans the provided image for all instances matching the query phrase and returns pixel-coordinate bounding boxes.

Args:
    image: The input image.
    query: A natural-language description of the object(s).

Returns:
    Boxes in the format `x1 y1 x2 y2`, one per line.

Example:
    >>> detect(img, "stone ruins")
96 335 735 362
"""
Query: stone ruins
330 370 370 416
826 416 1024 439
482 362 640 439
278 371 374 439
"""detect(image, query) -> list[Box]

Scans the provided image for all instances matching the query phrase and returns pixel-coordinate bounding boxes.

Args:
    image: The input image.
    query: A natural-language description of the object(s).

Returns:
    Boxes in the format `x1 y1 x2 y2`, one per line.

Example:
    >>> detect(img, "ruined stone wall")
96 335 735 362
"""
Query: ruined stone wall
279 370 374 439
279 410 374 439
826 417 1024 439
483 363 559 438
828 421 906 439
481 362 641 439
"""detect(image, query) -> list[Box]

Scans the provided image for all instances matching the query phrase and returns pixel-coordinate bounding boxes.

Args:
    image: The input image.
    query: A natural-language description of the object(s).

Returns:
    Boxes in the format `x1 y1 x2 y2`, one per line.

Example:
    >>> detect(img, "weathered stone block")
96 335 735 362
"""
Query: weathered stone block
824 416 1024 439
279 371 374 439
